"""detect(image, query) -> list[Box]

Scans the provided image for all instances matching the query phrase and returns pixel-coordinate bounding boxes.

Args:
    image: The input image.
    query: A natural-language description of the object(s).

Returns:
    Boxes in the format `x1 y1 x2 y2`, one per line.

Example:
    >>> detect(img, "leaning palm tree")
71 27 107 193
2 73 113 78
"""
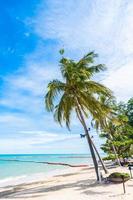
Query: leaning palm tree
45 51 113 181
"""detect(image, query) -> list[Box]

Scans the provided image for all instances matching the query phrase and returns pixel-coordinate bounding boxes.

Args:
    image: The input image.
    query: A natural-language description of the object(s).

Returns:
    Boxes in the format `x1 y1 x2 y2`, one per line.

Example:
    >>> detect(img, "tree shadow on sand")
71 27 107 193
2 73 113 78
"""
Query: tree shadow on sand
0 177 111 199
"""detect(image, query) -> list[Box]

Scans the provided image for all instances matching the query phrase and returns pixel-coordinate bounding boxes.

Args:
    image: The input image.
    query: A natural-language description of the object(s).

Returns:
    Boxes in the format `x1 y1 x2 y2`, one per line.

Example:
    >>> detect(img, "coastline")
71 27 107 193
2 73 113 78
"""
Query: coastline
0 165 91 187
0 166 132 200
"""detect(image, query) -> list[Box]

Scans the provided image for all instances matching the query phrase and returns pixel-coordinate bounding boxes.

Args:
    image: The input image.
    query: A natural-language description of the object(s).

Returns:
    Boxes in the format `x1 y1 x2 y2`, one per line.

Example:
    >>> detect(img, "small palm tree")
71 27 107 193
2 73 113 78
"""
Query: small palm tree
93 98 124 166
45 51 113 180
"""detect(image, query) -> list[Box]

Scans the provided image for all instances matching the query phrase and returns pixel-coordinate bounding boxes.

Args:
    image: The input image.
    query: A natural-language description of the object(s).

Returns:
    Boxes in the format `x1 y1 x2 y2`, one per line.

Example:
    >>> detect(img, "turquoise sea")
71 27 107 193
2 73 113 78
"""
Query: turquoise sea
0 154 92 181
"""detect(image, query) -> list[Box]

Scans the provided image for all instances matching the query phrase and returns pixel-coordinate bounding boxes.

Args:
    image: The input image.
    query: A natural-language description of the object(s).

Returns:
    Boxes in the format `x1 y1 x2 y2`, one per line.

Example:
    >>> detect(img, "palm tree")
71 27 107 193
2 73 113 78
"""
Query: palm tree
45 51 113 181
101 121 122 166
92 97 122 166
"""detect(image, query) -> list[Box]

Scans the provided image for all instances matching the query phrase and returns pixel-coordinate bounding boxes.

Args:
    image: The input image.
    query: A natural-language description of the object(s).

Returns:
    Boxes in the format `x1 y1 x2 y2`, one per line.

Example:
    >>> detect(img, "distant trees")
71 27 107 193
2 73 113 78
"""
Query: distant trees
100 98 133 163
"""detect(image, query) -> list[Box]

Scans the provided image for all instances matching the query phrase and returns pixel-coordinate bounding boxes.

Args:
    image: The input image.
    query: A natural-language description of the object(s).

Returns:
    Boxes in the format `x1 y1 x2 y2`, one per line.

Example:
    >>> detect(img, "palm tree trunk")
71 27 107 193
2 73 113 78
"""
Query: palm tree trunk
76 104 100 181
109 134 121 166
91 139 108 174
112 144 121 166
76 105 108 174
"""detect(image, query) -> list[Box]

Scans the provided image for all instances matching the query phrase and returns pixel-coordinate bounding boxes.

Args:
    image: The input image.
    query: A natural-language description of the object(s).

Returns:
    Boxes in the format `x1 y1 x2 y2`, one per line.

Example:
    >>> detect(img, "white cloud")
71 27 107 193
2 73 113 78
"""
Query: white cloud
34 0 128 56
0 61 60 115
0 130 82 154
0 115 26 123
5 62 58 94
103 61 133 101
31 0 133 101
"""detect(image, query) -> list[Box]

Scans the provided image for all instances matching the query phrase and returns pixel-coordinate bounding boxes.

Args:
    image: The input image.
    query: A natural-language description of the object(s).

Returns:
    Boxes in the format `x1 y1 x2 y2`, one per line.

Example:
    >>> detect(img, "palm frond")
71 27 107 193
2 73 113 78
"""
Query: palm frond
77 91 110 121
84 81 113 97
88 64 106 73
54 93 74 129
77 52 97 67
45 80 65 111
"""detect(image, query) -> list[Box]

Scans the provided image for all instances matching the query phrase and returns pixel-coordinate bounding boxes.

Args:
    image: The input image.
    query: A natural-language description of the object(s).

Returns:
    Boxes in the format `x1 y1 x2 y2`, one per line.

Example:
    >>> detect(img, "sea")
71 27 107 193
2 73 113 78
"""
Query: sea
0 154 92 184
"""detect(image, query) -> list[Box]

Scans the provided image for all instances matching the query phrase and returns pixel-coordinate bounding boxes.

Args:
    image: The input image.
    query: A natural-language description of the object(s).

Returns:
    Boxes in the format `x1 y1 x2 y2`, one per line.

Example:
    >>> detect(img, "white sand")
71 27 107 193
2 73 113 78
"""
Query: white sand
0 166 132 200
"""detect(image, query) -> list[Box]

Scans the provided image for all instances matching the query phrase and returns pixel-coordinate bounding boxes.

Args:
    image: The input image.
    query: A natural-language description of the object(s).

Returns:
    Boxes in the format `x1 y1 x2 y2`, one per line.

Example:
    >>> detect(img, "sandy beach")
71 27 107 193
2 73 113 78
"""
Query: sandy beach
0 166 132 200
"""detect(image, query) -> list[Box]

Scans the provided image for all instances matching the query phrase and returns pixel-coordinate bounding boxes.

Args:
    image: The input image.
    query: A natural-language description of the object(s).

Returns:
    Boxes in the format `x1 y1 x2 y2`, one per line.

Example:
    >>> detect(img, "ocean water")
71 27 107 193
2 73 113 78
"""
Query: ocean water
0 154 92 181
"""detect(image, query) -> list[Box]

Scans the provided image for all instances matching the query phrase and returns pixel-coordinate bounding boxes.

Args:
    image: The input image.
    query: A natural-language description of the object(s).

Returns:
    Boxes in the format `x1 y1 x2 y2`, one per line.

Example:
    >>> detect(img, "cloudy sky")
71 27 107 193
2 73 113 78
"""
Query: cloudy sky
0 0 133 154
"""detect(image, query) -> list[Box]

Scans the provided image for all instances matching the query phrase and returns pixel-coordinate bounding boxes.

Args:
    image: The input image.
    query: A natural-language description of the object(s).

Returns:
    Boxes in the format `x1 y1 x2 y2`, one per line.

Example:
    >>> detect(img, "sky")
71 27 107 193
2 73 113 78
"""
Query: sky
0 0 133 154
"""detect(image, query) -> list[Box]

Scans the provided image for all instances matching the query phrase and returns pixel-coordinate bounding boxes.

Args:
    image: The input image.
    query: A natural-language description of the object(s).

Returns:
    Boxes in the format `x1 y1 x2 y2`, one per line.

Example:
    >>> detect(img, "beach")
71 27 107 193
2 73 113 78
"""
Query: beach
0 1 133 200
0 166 132 200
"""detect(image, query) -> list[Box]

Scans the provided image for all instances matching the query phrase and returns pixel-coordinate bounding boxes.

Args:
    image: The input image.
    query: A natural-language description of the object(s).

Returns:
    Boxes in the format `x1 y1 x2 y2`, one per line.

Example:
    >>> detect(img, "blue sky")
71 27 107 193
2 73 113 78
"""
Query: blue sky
0 0 133 154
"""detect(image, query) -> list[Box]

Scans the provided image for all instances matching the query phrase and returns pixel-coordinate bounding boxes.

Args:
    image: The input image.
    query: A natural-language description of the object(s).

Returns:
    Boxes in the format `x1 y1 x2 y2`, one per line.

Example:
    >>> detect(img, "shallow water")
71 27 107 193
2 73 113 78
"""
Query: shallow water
0 154 92 180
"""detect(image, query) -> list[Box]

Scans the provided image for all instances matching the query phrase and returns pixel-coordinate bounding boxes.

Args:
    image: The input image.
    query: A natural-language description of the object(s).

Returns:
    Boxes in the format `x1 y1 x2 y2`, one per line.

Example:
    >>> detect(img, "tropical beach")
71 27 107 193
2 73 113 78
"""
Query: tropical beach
0 0 133 199
0 165 133 200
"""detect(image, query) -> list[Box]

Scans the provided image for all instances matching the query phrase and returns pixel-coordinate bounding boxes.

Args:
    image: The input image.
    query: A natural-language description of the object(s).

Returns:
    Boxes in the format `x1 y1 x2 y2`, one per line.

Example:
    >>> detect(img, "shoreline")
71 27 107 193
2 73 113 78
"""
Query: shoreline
0 165 91 187
0 166 133 199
